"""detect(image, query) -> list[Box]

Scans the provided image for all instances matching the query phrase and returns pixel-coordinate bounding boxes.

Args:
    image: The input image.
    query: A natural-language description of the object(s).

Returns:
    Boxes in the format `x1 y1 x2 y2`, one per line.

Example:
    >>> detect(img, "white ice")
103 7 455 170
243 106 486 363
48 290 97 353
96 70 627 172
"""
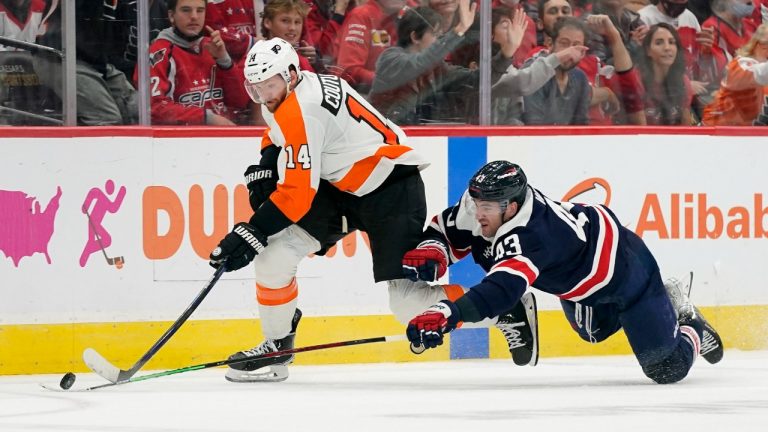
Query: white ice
1 351 767 432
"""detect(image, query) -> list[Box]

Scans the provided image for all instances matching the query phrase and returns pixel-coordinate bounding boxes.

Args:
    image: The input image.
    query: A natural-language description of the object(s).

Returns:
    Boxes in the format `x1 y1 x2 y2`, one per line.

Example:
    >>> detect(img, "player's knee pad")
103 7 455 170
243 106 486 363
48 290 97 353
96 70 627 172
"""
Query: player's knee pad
253 225 319 287
641 339 695 384
387 279 448 324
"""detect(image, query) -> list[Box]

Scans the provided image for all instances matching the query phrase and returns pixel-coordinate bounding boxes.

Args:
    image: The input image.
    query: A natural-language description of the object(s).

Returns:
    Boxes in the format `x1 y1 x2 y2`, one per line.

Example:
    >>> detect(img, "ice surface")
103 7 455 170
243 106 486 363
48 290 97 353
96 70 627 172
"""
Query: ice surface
1 351 766 432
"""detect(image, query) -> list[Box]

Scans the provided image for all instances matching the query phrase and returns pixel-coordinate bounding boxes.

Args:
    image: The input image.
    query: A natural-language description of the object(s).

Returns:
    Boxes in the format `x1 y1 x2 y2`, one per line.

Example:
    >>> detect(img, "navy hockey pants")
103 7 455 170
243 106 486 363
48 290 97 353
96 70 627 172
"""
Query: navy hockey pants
560 230 696 384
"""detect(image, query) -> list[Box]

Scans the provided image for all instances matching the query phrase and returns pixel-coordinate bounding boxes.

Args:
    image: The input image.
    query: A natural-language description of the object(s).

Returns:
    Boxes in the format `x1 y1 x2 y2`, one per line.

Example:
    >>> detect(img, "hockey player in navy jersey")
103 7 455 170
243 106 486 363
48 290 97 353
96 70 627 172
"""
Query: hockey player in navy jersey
404 160 724 384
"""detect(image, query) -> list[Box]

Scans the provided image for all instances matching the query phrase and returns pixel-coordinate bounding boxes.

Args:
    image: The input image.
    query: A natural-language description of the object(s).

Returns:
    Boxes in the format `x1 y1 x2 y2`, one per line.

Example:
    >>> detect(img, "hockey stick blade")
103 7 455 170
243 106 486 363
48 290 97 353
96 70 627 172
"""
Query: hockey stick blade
39 383 82 392
44 334 409 392
82 348 122 383
83 266 227 383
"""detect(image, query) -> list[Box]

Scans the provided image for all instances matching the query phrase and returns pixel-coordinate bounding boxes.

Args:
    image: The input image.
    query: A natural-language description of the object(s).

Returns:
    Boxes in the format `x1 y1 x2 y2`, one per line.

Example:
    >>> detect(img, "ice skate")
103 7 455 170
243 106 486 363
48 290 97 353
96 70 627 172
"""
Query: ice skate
664 273 723 364
225 309 302 382
495 291 538 366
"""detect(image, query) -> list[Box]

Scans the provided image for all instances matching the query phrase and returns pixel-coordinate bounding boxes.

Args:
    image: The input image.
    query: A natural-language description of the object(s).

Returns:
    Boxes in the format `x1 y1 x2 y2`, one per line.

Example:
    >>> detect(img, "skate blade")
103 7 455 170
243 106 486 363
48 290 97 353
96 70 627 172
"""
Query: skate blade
225 365 289 383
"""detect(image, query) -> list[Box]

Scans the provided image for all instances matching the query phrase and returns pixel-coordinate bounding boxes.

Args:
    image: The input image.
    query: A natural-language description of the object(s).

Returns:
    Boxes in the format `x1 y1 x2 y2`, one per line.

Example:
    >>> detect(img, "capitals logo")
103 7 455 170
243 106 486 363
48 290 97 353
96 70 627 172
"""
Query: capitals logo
178 87 224 107
149 48 166 67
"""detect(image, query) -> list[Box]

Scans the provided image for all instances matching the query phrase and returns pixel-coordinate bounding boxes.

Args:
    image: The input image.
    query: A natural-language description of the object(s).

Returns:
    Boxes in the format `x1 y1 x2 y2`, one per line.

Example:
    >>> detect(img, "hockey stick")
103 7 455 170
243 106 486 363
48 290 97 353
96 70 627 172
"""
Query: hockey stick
84 209 125 268
83 265 227 383
44 334 411 392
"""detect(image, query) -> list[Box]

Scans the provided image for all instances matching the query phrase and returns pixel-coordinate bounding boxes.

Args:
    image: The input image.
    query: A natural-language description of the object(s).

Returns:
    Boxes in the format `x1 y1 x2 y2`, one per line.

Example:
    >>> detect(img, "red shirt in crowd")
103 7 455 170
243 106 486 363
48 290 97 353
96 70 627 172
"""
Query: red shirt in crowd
303 0 356 63
205 0 258 61
141 31 249 125
702 14 757 80
334 0 399 89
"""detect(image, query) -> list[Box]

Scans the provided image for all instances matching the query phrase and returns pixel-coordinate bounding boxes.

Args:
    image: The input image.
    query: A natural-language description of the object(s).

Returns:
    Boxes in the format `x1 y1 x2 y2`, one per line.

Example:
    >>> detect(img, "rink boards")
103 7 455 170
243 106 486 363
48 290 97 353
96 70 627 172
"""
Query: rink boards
1 126 767 374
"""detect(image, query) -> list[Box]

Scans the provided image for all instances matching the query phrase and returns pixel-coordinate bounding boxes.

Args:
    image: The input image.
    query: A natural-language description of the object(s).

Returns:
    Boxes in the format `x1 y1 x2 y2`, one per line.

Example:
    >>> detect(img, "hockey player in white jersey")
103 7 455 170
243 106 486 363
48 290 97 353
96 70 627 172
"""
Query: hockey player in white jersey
207 36 434 383
208 32 538 381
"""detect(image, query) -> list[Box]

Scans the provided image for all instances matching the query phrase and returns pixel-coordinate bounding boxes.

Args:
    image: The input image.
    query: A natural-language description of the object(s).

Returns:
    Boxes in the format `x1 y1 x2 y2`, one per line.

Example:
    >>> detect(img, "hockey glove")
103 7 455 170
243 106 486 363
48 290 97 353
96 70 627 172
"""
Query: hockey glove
406 301 460 350
209 222 267 271
402 240 448 282
244 164 278 211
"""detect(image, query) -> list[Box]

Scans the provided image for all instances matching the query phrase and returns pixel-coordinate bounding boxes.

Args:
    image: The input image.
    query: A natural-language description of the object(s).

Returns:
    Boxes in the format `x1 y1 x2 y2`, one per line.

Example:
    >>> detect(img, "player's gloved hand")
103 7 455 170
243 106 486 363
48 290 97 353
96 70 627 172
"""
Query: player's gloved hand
406 301 460 350
209 222 267 271
402 240 448 282
244 164 277 211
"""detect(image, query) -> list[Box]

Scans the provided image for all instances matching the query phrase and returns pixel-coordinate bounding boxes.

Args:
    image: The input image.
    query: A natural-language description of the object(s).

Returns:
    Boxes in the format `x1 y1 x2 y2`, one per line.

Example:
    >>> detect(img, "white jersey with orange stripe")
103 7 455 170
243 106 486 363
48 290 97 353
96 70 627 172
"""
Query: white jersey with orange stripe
259 71 429 224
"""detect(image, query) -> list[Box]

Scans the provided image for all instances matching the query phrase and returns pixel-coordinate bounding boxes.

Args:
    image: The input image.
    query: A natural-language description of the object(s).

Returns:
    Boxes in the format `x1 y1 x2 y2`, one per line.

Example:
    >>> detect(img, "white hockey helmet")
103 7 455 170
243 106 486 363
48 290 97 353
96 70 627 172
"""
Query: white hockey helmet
243 38 300 102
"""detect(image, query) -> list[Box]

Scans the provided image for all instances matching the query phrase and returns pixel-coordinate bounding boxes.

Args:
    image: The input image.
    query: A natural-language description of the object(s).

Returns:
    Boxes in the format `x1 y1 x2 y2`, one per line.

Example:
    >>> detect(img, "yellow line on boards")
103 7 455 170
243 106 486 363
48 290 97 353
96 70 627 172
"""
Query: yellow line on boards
0 305 765 375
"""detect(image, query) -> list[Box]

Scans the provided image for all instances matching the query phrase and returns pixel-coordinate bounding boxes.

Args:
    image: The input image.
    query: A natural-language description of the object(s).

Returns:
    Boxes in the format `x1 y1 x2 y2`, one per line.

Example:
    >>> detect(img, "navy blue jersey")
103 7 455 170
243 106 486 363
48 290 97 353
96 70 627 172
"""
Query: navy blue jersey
425 186 636 320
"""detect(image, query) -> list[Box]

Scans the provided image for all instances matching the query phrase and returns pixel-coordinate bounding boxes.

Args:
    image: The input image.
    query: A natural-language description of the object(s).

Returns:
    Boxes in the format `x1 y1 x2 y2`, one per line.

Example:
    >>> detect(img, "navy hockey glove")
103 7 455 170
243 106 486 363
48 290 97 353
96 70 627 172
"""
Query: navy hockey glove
244 164 278 211
406 301 460 350
209 222 267 271
402 240 448 282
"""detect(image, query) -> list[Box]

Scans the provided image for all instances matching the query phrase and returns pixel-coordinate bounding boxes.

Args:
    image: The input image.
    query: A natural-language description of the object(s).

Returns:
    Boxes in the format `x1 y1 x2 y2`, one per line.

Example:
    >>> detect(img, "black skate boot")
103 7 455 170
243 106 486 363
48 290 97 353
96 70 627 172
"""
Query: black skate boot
225 308 302 382
495 292 538 366
664 273 723 364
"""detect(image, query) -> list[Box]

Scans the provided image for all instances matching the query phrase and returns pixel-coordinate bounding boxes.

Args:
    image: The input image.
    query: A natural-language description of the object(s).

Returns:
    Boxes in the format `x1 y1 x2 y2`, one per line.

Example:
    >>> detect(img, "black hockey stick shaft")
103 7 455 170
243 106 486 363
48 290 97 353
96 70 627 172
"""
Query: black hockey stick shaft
80 334 408 391
110 265 226 381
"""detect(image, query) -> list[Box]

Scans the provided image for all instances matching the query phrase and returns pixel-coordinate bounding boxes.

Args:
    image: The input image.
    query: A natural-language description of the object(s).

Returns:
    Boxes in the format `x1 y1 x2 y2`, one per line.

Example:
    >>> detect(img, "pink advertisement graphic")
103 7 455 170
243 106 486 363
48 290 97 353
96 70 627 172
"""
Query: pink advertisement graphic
80 180 126 268
0 187 62 266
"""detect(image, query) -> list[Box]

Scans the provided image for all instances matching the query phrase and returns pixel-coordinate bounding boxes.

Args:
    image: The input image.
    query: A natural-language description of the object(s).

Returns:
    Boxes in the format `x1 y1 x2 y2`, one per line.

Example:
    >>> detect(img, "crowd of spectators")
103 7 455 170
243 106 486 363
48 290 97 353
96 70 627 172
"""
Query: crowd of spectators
1 0 767 126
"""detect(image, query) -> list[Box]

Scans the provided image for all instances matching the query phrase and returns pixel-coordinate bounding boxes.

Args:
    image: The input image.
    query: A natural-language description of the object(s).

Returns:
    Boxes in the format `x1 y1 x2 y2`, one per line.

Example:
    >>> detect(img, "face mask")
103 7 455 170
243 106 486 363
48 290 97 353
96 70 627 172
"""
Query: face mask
731 2 754 18
661 0 688 18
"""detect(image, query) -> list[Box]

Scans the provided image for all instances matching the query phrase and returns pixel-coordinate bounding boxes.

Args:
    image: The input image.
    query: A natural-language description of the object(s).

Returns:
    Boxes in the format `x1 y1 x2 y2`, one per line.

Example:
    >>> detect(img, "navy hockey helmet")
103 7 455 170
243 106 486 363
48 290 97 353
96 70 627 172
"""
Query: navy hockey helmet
468 161 528 207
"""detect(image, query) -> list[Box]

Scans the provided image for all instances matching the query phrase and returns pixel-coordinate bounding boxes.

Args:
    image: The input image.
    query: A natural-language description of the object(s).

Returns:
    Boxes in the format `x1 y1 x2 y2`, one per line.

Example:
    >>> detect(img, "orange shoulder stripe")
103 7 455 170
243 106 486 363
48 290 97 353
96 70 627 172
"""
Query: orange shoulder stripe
271 92 316 222
332 145 413 193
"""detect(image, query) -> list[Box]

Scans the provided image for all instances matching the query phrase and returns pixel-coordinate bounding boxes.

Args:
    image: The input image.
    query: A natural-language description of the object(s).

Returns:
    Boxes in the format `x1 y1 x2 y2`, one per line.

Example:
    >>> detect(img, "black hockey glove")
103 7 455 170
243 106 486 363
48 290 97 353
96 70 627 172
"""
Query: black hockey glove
244 164 278 211
406 301 460 350
209 222 267 272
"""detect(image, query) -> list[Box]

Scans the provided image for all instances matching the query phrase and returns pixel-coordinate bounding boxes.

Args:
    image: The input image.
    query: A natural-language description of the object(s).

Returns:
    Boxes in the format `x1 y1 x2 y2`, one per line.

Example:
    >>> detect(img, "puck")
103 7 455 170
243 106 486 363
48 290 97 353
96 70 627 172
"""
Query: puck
60 372 76 390
409 343 426 355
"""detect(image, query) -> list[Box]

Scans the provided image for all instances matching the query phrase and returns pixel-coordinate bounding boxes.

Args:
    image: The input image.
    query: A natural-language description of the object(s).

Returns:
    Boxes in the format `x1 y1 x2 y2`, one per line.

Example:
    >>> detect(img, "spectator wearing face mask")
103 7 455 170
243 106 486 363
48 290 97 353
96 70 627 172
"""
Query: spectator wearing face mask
703 0 757 66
